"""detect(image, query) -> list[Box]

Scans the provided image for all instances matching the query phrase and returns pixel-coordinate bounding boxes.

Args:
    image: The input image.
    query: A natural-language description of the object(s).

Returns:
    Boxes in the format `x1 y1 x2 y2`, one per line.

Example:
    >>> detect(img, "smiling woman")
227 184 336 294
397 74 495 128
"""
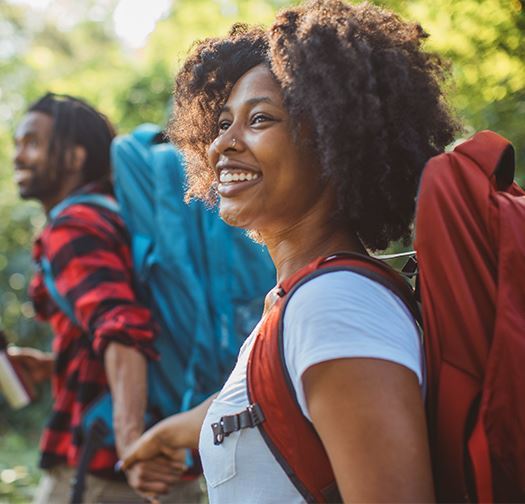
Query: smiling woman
121 1 459 502
207 65 324 233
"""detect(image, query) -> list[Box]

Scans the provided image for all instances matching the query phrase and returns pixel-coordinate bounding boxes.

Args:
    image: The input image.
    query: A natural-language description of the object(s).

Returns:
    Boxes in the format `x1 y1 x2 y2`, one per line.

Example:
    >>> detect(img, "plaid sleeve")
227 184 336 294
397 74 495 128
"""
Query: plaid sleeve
42 204 158 359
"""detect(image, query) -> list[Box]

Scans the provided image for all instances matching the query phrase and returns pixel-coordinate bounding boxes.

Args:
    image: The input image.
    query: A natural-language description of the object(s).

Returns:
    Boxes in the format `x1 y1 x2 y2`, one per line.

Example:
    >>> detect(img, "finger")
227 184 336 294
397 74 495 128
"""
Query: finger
147 456 186 474
126 461 180 483
121 446 144 471
120 455 136 471
131 465 181 485
133 480 171 495
160 446 188 465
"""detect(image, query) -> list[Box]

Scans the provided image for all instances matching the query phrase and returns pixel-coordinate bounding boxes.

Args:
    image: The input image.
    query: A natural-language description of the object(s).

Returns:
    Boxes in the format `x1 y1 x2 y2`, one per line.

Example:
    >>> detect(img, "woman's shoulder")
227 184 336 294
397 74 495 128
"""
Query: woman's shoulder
285 269 413 321
282 269 423 385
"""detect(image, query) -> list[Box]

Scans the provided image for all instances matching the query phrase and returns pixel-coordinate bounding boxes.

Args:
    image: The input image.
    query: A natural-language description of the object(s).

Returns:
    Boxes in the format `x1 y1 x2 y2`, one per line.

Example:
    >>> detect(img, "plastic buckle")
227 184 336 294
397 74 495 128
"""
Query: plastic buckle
211 421 225 445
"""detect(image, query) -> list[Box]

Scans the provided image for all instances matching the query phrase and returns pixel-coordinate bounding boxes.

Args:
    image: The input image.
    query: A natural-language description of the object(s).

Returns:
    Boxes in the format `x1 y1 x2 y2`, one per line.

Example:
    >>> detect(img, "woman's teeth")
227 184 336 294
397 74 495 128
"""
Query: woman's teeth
219 170 261 183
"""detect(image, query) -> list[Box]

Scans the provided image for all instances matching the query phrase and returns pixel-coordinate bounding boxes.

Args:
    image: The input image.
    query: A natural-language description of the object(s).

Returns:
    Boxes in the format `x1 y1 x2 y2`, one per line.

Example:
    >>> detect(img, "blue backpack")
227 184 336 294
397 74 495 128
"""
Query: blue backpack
42 124 275 446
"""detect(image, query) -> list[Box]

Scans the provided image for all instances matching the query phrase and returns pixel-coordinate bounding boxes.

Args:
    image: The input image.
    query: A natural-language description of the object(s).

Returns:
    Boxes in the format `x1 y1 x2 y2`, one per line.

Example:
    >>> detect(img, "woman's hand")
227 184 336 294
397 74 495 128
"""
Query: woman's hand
303 358 435 503
124 454 187 503
121 423 187 470
121 393 216 470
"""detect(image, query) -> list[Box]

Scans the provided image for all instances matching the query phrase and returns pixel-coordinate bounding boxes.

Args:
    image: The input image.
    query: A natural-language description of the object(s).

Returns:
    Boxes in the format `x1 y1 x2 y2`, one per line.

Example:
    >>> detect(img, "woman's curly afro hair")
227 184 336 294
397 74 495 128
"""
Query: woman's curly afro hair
170 0 460 250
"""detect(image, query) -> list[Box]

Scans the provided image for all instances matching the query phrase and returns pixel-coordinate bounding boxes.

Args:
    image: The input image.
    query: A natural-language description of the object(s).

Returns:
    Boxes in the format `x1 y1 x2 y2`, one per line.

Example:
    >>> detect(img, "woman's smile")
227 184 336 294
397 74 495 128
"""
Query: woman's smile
216 161 262 197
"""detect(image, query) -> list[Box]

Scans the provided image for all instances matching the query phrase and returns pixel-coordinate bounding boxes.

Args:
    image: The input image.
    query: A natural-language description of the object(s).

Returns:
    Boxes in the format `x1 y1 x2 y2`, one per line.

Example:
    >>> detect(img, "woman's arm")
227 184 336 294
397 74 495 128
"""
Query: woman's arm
121 393 217 470
303 358 434 503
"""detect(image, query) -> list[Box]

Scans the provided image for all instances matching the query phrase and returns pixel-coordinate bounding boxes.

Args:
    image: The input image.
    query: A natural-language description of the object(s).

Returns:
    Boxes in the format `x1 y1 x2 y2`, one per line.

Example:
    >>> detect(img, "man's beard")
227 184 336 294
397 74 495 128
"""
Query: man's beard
15 164 61 202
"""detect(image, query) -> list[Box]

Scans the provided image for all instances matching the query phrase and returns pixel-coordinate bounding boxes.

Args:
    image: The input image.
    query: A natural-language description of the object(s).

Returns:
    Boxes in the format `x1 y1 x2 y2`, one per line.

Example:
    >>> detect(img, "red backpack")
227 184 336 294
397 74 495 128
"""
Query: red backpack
415 130 525 502
211 131 525 502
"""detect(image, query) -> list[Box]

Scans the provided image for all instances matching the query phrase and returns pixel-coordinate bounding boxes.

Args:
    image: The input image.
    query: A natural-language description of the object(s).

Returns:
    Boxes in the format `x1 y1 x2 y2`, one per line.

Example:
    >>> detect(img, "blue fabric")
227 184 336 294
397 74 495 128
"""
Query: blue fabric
43 124 275 446
111 124 275 413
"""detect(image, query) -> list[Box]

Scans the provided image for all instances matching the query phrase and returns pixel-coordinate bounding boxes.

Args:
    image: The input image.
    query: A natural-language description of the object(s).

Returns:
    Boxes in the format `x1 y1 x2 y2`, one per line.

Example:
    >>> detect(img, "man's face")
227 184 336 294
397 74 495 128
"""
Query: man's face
13 111 59 202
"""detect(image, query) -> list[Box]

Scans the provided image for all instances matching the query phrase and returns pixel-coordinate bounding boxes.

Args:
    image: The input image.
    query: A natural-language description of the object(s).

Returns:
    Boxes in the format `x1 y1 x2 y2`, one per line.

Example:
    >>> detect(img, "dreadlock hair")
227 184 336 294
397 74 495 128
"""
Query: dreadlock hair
27 93 116 187
171 1 460 251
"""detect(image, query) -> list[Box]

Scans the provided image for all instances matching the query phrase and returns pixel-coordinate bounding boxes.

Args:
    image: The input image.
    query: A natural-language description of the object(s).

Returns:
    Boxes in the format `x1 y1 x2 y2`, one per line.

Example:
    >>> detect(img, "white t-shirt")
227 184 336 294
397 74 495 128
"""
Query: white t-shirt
199 271 423 503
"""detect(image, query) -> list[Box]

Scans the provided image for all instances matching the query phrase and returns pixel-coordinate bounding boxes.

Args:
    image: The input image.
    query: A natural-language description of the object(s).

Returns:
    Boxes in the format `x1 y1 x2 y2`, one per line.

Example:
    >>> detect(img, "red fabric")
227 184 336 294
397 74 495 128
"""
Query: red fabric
415 130 525 502
30 185 158 478
247 253 417 503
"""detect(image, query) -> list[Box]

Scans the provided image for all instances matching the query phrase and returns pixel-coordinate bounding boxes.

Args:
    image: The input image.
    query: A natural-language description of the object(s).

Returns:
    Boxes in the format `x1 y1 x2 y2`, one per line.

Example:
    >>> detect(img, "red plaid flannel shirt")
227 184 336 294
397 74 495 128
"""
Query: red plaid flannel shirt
30 185 158 478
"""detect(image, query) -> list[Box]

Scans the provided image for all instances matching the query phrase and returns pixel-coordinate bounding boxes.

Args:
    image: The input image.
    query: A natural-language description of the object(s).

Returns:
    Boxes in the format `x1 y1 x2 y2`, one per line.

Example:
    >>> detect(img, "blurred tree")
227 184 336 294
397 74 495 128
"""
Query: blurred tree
113 0 290 130
0 1 523 498
383 0 525 181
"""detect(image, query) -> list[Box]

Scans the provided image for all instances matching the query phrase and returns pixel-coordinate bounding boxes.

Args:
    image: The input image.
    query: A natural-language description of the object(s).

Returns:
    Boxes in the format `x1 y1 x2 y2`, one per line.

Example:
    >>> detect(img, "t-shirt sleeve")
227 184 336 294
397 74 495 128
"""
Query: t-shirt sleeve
283 271 422 420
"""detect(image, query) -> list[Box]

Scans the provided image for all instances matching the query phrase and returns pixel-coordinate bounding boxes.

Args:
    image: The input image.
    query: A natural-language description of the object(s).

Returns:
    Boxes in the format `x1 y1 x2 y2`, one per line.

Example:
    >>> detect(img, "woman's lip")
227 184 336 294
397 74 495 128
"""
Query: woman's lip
217 176 262 197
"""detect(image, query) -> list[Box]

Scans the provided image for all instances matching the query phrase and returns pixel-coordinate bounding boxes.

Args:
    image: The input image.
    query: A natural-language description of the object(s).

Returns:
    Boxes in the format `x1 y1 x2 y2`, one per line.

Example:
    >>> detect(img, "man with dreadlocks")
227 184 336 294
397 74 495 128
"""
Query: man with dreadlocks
10 93 194 503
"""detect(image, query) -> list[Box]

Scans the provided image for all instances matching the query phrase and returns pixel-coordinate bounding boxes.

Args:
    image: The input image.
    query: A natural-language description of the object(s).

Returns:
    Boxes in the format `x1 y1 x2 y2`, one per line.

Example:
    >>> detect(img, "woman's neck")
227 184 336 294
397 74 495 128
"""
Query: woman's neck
261 211 367 283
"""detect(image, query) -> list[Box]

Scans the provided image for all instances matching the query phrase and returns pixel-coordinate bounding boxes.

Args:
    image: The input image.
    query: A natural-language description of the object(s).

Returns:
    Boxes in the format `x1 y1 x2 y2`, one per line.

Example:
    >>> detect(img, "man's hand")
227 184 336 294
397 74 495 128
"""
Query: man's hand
124 454 187 501
104 342 185 501
7 347 53 384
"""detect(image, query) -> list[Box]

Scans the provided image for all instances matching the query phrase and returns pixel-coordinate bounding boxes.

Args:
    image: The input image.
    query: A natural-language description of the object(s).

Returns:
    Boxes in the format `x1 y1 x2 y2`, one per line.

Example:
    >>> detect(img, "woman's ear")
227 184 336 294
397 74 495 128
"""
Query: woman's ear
67 145 87 174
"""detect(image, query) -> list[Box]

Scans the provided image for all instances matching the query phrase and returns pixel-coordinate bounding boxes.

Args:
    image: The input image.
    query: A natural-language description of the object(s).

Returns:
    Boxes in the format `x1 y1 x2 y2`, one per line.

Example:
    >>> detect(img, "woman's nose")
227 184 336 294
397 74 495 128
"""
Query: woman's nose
209 133 240 165
213 129 243 155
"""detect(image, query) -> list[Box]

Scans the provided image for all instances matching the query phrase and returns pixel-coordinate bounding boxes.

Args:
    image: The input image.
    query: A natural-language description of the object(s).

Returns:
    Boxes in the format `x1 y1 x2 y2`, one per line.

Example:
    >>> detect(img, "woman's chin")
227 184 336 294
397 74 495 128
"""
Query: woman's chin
218 203 254 229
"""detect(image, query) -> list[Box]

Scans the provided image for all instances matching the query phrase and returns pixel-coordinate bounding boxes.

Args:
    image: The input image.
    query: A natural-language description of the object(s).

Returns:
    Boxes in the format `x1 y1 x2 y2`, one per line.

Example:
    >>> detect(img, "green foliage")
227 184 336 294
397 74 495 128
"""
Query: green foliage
0 432 41 503
383 0 525 181
0 0 523 500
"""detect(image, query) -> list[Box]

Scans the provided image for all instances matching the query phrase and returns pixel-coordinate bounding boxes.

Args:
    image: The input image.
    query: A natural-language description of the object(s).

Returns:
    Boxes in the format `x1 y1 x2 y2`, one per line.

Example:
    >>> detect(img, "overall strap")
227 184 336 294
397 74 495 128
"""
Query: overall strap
245 253 420 503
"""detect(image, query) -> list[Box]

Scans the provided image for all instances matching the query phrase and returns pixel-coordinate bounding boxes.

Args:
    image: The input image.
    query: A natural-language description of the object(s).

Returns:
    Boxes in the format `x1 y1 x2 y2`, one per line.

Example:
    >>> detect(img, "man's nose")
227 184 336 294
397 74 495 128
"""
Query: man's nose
13 144 26 167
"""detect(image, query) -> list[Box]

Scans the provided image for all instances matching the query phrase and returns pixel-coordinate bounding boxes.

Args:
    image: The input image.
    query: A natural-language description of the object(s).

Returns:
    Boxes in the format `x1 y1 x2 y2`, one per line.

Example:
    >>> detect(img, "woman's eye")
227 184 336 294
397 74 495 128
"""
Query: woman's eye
251 113 271 125
218 120 231 131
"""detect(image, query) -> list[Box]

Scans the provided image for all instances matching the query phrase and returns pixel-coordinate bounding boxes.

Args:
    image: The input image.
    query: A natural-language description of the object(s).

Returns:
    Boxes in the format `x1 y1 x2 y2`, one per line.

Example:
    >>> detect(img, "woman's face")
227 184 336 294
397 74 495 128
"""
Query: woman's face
208 64 326 235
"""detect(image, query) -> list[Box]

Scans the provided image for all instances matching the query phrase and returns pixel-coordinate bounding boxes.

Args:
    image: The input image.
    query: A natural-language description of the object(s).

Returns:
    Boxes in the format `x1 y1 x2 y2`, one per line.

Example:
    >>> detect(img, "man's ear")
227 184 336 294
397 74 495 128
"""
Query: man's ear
68 145 87 173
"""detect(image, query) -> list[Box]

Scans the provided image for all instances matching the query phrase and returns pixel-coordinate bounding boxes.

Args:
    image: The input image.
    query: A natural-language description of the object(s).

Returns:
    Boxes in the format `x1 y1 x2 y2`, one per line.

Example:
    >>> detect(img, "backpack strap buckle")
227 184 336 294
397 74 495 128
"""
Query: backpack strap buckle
211 403 265 445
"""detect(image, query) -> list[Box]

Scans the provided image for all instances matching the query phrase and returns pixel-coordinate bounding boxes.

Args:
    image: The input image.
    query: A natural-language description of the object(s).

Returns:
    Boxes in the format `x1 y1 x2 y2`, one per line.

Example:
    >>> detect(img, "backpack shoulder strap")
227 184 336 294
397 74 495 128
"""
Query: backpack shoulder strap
42 193 120 326
244 253 420 503
48 193 119 221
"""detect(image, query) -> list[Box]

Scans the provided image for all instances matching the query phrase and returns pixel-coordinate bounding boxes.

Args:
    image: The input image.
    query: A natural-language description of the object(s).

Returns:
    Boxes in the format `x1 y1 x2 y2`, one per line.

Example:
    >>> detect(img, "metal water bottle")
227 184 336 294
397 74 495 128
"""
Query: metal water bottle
0 331 32 409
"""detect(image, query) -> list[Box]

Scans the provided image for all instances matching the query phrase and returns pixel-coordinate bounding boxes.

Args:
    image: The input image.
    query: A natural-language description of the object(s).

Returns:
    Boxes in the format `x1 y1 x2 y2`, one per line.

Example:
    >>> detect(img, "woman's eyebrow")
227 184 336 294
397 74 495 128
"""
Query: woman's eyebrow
221 96 275 114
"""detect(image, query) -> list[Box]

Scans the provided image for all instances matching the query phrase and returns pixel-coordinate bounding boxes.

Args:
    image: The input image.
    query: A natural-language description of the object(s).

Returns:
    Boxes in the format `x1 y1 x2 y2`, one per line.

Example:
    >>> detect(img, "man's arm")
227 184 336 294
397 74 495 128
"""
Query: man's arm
104 342 147 456
43 209 180 496
105 342 184 498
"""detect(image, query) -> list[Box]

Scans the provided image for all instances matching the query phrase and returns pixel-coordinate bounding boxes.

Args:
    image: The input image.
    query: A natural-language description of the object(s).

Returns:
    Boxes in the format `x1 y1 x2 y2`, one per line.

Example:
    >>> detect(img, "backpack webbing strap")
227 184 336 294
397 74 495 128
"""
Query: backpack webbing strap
69 419 109 504
211 403 265 445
